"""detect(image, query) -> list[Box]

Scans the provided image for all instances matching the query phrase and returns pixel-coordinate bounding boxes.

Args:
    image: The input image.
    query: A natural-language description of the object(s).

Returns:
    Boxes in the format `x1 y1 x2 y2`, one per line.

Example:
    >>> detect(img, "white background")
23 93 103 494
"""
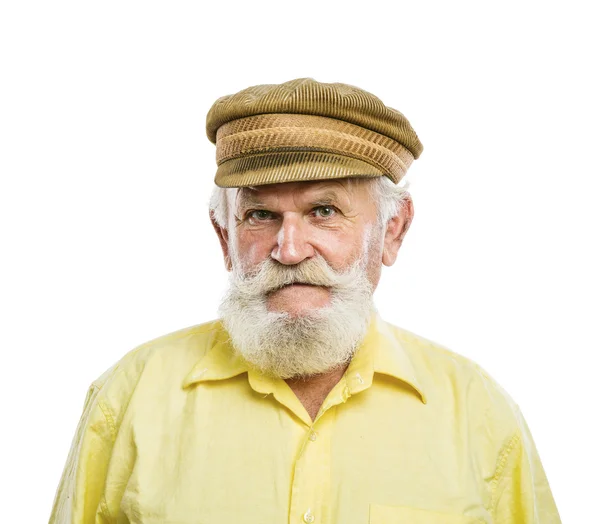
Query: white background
1 1 598 521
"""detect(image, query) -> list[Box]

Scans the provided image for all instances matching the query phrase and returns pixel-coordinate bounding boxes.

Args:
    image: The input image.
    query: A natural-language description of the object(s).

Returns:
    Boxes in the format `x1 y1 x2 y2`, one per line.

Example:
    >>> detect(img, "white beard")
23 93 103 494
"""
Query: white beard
218 244 377 379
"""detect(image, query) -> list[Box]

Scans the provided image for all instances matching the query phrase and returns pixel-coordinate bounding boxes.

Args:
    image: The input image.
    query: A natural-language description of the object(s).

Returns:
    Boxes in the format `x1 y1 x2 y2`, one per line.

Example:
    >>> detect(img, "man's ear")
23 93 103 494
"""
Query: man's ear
382 194 414 267
210 211 232 271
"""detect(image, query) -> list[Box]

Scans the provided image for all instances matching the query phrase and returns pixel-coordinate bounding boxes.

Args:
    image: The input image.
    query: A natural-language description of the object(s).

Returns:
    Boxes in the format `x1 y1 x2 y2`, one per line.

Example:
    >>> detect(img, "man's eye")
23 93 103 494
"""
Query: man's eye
313 206 336 218
248 210 274 221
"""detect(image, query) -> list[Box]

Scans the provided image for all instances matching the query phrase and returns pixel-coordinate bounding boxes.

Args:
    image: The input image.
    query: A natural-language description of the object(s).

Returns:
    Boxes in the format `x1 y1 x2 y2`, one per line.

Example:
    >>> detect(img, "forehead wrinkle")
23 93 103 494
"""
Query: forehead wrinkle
310 179 371 206
288 180 355 208
305 182 360 213
231 179 369 215
234 187 269 212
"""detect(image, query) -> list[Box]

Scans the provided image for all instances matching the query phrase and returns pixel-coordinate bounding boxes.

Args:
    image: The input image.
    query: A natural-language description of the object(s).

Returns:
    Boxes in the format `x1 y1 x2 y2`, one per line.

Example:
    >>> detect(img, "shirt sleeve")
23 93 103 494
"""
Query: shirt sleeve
48 383 116 524
492 404 562 524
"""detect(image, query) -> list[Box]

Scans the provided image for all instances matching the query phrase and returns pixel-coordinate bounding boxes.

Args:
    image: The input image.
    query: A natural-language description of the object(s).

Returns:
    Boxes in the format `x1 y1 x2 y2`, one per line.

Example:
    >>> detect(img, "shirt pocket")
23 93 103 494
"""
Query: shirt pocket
369 504 484 524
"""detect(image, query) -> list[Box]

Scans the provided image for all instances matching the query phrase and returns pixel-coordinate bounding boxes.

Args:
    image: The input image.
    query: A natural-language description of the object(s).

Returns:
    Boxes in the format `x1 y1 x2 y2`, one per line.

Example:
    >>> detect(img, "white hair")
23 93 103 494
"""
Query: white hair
208 176 411 230
219 251 375 378
210 175 405 378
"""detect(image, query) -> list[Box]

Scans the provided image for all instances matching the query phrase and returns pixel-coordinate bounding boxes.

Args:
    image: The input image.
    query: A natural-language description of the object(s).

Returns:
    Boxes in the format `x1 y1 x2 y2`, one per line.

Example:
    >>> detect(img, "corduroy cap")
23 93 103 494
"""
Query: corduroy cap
206 77 422 188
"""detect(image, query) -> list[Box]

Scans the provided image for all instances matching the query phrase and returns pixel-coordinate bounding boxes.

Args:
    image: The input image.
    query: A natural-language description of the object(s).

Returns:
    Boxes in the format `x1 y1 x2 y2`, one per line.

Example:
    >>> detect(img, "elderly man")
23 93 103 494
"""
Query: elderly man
50 78 561 523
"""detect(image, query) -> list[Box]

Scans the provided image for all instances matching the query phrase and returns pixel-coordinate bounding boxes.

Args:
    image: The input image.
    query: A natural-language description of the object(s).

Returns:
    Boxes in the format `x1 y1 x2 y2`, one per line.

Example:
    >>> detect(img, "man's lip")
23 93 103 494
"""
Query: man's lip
267 283 327 293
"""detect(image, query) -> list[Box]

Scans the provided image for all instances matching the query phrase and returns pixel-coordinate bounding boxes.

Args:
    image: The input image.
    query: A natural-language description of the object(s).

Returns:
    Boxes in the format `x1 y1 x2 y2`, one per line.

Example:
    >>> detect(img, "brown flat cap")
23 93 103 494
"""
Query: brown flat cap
206 77 422 188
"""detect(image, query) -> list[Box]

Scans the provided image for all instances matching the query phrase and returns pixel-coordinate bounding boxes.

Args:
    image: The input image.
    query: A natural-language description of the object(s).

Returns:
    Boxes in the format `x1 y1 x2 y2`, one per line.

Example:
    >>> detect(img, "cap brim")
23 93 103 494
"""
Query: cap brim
214 150 387 188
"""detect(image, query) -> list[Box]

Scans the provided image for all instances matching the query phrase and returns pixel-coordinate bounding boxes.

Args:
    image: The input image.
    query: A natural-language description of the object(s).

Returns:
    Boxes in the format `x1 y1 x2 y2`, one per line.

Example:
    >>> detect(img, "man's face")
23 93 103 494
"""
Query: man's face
212 177 412 378
225 178 384 317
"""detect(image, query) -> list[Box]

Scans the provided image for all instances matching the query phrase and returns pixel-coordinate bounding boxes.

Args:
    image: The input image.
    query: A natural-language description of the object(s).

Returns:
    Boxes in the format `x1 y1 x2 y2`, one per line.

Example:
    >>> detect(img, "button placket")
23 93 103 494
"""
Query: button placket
289 415 332 524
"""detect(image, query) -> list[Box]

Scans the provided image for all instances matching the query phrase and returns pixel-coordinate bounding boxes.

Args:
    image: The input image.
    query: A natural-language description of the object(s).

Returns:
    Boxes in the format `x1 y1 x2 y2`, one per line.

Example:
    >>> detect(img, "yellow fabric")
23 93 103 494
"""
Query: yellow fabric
49 314 561 523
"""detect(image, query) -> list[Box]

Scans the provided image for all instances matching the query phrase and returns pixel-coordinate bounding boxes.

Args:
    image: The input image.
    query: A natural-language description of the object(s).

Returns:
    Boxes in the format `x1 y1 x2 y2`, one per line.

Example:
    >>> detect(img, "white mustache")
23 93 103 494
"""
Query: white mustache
232 254 365 298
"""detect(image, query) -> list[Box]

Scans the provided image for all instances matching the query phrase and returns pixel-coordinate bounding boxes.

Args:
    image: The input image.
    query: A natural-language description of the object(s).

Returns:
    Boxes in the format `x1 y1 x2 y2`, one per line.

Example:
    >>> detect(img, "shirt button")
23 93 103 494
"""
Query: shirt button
303 509 315 523
308 430 317 441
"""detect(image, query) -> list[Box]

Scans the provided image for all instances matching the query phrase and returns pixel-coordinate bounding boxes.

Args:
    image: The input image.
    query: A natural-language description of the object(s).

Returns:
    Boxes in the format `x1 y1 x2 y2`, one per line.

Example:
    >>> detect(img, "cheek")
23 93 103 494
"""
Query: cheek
234 231 274 268
311 229 366 269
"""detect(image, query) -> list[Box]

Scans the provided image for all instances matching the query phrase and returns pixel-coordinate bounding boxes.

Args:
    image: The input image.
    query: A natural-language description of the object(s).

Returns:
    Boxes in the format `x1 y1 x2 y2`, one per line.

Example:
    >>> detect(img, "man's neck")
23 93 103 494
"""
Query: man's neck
285 364 350 421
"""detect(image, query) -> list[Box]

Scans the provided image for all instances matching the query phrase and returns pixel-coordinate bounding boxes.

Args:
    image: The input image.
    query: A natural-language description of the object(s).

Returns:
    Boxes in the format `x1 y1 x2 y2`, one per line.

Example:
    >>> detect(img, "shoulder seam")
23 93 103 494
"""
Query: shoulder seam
134 322 221 352
489 432 521 517
97 399 117 440
396 326 477 367
90 322 222 389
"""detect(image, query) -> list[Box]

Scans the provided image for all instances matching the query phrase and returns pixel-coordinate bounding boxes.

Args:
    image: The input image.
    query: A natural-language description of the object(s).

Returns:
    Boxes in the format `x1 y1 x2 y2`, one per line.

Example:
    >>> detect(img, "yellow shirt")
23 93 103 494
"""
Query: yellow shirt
49 314 561 523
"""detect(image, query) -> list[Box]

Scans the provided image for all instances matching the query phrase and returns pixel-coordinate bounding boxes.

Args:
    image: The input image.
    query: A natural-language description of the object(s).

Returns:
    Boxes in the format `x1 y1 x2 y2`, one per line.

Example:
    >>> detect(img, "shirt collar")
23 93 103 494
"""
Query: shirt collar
182 325 248 388
182 313 427 405
355 312 428 404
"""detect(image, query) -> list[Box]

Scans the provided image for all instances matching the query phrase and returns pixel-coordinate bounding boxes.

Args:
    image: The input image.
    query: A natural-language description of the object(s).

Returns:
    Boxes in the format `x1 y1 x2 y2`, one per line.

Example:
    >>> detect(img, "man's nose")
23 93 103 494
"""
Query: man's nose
271 213 315 265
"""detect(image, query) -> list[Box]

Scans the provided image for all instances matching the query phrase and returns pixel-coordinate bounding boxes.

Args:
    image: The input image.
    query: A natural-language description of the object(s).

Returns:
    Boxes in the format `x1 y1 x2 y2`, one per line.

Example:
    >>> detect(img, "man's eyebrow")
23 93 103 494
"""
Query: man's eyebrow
235 191 267 210
235 188 348 212
309 191 343 205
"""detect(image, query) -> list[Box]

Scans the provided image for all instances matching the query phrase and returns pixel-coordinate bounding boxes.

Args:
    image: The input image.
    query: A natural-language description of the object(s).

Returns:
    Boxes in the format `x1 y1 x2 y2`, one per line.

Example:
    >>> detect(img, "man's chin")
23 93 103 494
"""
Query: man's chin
268 306 325 319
